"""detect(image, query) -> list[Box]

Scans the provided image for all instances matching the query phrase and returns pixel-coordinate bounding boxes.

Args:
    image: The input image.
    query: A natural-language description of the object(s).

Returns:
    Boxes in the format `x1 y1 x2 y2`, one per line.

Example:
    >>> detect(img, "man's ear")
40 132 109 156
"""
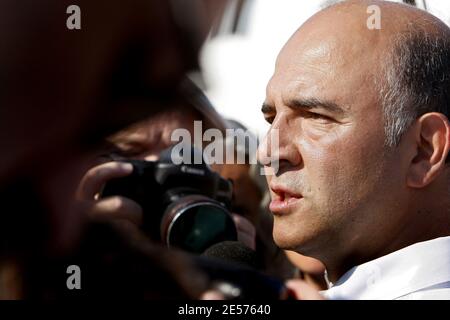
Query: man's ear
407 112 450 188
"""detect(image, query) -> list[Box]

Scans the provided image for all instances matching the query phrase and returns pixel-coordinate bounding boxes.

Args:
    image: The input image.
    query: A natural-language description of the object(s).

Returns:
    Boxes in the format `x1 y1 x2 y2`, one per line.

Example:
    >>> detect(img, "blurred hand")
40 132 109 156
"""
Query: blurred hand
76 161 143 226
199 279 326 300
232 214 256 250
199 290 225 300
285 279 326 300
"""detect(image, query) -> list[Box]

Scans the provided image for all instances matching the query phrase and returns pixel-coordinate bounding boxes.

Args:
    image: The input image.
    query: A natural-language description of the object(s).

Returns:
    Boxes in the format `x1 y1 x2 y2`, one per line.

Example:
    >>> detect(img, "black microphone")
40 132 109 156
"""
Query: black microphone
202 241 260 269
194 241 295 300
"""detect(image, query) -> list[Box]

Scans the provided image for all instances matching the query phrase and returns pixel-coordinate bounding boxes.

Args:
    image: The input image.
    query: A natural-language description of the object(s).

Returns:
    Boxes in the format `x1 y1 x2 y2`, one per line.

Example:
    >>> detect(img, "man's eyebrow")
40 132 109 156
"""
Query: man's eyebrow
261 103 275 114
286 97 345 114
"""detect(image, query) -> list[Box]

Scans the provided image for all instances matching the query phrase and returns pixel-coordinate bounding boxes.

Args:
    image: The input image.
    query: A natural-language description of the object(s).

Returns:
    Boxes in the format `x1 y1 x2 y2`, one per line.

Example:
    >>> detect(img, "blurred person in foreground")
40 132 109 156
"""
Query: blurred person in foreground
0 0 228 299
258 0 450 299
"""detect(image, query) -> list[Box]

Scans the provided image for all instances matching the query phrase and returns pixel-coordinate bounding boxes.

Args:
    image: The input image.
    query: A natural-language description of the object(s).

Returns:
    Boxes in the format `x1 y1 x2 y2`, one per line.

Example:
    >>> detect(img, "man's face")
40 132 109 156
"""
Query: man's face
257 23 409 258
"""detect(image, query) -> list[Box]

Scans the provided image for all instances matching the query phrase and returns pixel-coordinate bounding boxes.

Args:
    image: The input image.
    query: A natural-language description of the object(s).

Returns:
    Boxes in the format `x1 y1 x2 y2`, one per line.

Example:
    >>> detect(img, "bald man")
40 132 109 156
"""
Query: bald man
258 0 450 299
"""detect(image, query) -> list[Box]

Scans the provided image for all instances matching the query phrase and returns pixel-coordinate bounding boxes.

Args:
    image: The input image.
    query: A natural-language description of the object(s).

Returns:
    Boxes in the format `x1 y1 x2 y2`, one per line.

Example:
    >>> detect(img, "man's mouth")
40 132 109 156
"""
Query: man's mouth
269 185 303 215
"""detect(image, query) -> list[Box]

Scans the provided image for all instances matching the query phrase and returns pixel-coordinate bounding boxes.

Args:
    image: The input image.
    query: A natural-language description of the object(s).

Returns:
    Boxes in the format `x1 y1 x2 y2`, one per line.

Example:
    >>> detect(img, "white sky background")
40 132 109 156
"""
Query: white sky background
424 0 450 25
200 0 450 136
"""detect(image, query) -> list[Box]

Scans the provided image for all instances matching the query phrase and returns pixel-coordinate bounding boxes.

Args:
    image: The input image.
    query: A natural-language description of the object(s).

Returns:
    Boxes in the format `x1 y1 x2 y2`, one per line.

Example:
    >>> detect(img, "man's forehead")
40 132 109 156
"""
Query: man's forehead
275 24 383 76
268 53 360 105
267 35 383 110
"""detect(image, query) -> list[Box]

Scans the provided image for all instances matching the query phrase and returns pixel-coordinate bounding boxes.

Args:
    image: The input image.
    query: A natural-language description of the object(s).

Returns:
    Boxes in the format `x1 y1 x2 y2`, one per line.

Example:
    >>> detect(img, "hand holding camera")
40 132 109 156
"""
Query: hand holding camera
76 161 143 226
76 145 255 254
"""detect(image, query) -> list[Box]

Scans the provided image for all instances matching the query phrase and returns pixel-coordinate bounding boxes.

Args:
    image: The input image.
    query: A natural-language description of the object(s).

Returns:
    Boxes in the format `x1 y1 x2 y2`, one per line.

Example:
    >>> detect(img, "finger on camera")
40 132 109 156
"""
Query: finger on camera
232 214 256 236
88 196 143 226
78 161 133 199
232 214 256 238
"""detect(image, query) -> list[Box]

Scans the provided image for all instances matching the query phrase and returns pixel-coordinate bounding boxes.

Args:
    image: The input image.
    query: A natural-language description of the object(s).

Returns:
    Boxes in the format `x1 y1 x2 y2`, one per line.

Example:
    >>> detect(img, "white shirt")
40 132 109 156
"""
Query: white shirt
322 236 450 300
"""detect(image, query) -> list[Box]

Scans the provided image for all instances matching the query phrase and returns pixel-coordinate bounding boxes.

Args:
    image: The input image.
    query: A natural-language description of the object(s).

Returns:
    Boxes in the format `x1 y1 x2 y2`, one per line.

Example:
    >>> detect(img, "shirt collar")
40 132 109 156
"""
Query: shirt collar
322 236 450 300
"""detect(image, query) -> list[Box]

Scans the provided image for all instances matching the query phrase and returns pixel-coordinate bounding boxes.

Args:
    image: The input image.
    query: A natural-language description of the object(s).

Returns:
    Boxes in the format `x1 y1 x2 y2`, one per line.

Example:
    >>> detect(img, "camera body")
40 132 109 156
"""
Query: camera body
101 146 237 253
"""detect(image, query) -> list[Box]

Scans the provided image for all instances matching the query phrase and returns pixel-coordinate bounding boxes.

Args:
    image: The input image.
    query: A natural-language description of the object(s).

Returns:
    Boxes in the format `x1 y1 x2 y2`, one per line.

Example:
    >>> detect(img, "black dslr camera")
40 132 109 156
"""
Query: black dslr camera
101 145 237 254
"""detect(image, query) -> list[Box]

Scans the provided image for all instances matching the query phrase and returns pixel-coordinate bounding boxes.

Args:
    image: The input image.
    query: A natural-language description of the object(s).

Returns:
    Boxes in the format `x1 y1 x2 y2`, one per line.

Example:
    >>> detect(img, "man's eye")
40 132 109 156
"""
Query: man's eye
304 112 334 123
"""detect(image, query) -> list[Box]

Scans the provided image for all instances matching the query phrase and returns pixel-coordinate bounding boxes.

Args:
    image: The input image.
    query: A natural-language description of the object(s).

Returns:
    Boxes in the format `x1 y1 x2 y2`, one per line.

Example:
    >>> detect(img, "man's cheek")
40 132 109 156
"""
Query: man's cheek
307 157 347 205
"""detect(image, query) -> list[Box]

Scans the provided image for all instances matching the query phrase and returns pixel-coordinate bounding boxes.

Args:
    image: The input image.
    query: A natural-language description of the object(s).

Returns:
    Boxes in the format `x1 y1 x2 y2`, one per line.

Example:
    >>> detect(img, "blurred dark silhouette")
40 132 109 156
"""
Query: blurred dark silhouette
0 0 228 299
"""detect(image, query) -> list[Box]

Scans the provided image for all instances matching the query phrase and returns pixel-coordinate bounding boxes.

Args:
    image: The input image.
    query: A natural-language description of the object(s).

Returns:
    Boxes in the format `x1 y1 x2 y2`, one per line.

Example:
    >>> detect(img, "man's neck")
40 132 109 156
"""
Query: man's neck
325 206 450 283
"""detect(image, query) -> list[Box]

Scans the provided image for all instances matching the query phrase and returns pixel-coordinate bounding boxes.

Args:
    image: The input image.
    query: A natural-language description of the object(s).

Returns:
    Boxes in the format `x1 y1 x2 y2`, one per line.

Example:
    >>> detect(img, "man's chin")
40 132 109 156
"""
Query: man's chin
272 232 304 251
272 223 317 252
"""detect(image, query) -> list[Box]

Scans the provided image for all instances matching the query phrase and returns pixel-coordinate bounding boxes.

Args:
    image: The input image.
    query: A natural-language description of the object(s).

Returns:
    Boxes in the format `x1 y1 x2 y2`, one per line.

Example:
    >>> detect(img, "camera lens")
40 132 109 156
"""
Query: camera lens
161 195 237 254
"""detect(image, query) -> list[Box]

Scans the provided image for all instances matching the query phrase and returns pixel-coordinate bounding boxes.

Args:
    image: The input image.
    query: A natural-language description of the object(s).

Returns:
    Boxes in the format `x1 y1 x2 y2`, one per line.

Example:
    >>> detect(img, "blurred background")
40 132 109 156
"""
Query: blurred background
198 0 450 136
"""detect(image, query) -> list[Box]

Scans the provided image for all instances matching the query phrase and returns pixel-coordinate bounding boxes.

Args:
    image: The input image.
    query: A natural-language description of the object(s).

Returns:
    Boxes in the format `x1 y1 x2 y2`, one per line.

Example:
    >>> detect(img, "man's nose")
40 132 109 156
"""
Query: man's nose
257 116 302 173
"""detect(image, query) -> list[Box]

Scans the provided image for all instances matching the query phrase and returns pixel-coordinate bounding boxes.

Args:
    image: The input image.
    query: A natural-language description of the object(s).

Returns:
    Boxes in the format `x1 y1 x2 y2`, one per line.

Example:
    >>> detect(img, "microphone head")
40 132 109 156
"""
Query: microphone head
202 241 260 270
196 241 291 299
